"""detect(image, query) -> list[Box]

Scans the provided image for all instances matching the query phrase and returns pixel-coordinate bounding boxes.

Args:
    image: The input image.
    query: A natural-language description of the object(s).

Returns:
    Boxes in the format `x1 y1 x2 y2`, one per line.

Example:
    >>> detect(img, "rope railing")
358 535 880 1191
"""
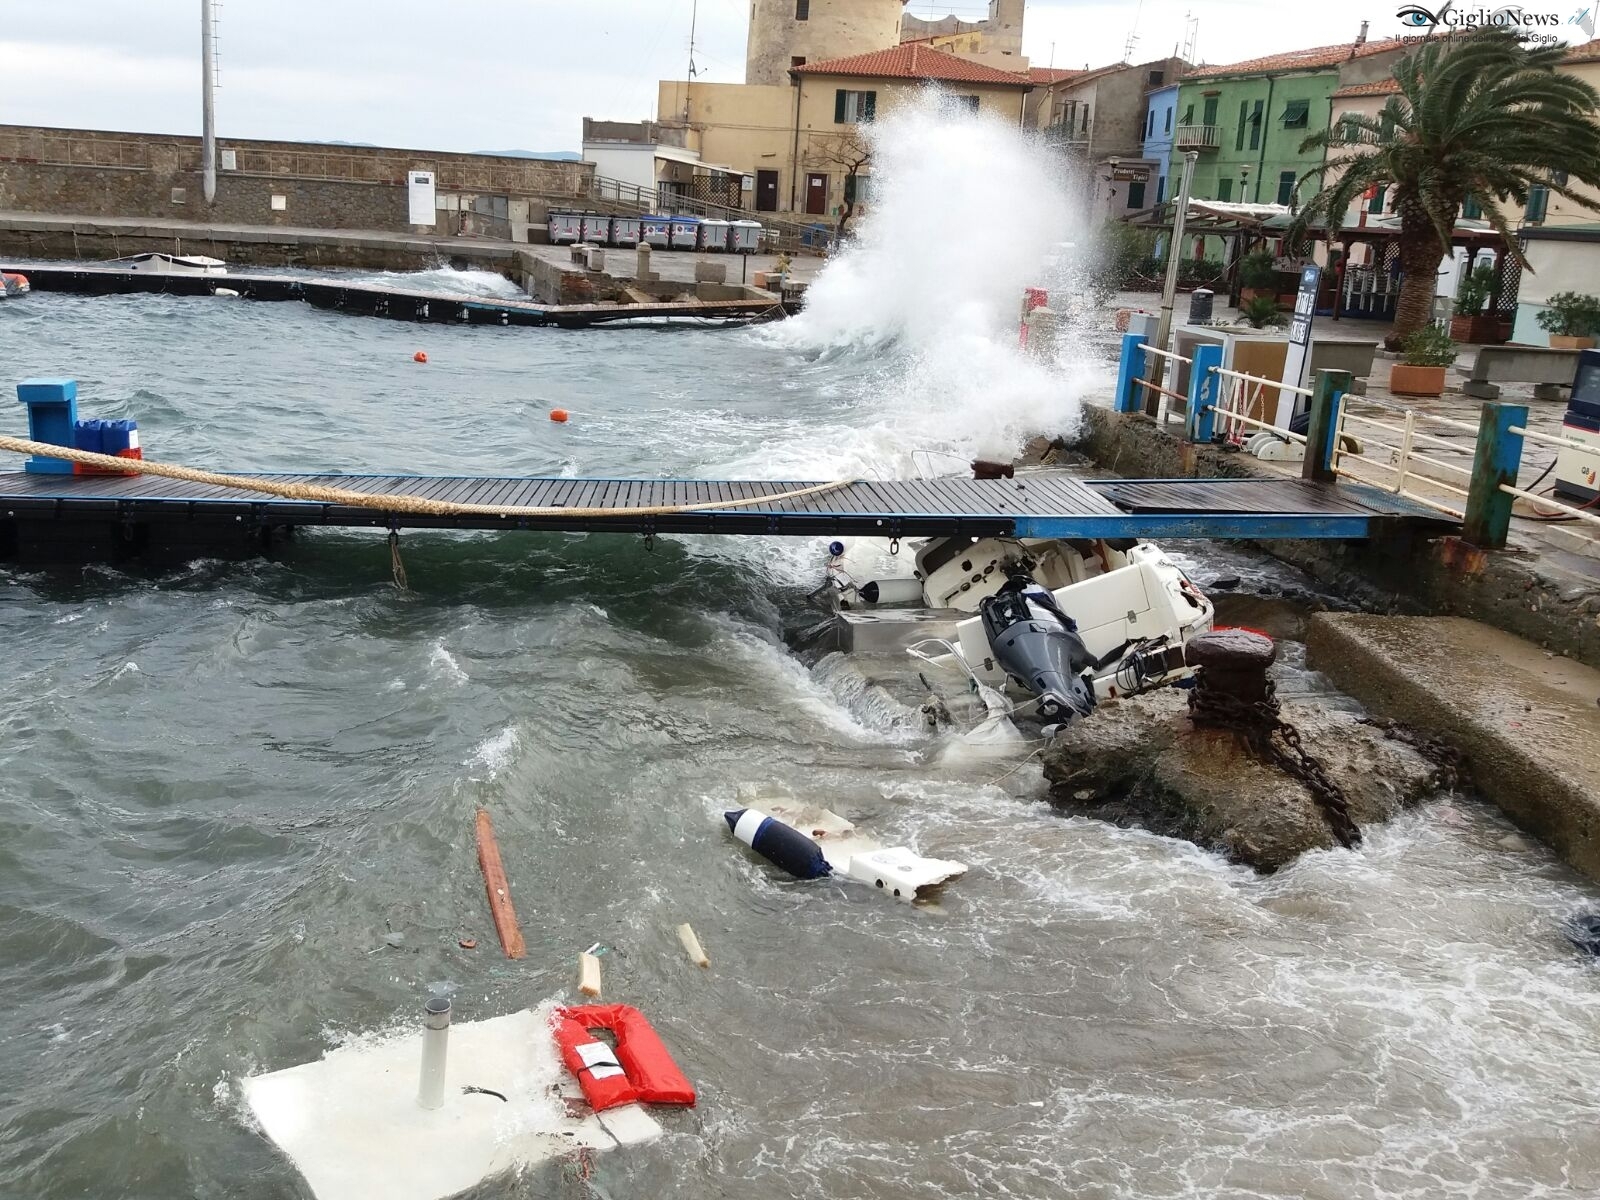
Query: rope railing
0 436 857 520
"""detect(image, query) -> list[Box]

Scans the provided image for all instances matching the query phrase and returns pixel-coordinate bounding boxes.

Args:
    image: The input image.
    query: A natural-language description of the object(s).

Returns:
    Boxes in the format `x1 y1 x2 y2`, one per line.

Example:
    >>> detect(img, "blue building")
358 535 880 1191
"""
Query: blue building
1141 83 1180 207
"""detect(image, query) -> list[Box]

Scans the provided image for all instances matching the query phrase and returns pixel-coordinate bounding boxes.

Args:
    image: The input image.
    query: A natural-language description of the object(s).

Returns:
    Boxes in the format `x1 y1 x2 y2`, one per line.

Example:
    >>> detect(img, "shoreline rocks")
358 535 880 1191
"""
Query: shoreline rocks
1040 688 1449 872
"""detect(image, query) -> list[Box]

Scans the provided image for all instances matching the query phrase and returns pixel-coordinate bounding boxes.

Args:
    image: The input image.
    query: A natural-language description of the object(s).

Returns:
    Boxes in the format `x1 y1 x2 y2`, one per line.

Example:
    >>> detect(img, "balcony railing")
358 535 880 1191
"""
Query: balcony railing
1174 124 1222 151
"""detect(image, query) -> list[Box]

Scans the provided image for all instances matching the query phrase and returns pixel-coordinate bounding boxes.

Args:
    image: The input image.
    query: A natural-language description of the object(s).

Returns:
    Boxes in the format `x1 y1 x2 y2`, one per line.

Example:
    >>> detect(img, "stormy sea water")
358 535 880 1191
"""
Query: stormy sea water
3 102 1600 1199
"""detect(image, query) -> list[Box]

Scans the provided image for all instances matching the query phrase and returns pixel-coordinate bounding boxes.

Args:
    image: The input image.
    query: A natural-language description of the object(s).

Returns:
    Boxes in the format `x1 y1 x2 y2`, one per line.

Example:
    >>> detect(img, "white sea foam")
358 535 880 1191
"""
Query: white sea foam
465 725 519 778
427 640 468 686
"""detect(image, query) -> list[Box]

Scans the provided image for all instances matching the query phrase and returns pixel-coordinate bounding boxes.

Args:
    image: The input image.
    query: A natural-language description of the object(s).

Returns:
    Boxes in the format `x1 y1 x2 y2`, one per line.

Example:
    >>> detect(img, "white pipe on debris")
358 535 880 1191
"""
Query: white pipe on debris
200 0 217 204
417 996 451 1110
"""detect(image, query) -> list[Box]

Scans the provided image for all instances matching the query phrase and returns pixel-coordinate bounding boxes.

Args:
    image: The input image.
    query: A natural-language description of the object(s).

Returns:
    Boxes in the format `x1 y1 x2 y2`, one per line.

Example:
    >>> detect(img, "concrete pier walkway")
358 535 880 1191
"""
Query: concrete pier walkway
1308 613 1600 882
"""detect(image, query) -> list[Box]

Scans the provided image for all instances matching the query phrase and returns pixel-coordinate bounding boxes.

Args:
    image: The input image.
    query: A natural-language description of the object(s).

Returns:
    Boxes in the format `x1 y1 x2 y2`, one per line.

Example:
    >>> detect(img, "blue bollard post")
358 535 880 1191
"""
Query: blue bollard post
16 379 79 474
1113 333 1147 414
1185 343 1224 443
1463 401 1527 549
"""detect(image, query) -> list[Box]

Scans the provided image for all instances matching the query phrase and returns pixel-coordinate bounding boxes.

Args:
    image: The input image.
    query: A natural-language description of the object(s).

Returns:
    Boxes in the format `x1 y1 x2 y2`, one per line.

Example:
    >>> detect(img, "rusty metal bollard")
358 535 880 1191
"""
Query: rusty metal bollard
1185 629 1277 725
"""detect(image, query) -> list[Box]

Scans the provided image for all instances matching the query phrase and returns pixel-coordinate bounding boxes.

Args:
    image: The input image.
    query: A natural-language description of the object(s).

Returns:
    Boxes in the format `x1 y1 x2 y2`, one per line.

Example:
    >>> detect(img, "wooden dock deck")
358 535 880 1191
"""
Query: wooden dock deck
0 470 1454 564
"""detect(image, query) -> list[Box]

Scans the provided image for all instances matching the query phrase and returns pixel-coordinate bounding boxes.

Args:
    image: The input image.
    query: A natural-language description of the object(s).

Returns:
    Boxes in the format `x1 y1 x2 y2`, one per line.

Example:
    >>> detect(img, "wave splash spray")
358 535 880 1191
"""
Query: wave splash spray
764 94 1093 476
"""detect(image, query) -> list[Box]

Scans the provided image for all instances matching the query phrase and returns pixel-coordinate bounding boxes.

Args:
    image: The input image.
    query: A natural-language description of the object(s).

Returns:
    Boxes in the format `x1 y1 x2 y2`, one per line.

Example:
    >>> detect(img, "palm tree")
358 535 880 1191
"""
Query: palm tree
1296 29 1600 347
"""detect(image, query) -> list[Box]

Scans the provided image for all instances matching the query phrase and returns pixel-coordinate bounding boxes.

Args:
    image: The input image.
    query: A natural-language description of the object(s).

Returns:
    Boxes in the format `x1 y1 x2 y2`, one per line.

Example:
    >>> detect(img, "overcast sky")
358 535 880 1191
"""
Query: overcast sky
1 1 1447 152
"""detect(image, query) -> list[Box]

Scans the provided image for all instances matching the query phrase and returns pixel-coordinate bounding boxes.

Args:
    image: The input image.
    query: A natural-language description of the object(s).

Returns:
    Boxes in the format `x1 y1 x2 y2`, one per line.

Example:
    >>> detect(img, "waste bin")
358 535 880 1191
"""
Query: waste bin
641 216 671 249
1188 288 1215 324
730 220 764 254
611 216 642 248
668 217 700 250
548 210 583 245
698 219 732 252
581 213 613 246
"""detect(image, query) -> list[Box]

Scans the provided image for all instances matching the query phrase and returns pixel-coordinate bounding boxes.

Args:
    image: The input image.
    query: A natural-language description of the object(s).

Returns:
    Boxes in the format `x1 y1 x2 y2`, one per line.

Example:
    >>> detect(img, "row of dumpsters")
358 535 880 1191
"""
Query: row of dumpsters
548 212 765 254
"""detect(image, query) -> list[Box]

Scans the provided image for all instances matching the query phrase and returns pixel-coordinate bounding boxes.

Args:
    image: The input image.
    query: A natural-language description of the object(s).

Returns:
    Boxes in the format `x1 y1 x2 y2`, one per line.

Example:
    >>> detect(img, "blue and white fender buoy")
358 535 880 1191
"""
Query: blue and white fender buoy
724 808 832 880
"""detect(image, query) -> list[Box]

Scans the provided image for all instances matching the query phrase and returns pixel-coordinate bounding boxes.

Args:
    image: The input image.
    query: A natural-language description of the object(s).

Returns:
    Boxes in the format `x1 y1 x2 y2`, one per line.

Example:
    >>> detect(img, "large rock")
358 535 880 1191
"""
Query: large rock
1040 688 1447 871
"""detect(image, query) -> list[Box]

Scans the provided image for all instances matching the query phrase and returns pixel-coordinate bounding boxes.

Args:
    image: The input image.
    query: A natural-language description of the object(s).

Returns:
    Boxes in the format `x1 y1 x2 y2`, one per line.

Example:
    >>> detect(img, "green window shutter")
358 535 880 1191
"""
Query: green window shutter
1164 108 1172 133
1127 180 1146 209
1236 101 1247 150
1157 175 1166 203
1249 100 1263 150
834 90 847 124
1283 99 1309 128
1277 170 1295 205
1218 177 1233 201
1368 184 1387 213
863 91 877 122
1527 185 1549 222
1201 97 1215 125
1462 195 1482 220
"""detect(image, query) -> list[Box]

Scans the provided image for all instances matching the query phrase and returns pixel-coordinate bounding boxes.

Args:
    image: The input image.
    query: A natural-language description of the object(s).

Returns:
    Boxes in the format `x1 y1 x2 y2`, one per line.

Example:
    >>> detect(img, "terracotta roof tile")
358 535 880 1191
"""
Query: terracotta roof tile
1028 67 1085 84
1331 78 1402 99
794 43 1033 88
1192 39 1400 79
1565 39 1600 63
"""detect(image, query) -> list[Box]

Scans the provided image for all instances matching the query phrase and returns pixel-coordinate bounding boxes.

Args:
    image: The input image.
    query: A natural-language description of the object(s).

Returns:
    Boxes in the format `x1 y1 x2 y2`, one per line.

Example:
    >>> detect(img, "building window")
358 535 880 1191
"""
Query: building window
1148 70 1164 85
1217 177 1233 201
834 89 876 123
1147 110 1155 137
1164 108 1172 133
791 56 806 70
844 174 872 204
795 0 809 19
1157 175 1166 204
1081 105 1090 133
1526 184 1549 223
1277 170 1296 205
1127 179 1146 209
953 94 979 112
1367 184 1387 213
1249 100 1263 150
1282 98 1309 128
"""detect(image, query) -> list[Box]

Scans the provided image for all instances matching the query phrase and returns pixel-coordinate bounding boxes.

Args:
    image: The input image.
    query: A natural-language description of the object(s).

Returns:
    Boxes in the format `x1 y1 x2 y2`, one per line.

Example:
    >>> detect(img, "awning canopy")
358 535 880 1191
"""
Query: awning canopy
651 145 751 178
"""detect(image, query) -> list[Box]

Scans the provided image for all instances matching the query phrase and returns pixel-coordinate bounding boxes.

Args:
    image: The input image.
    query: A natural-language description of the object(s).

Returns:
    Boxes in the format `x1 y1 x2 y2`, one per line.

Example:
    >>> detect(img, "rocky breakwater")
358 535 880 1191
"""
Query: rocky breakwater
1040 631 1455 871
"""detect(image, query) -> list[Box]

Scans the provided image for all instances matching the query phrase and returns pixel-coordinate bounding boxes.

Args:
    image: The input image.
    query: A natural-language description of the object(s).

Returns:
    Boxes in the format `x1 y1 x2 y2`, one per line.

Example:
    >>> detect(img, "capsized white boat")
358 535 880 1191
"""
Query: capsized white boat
822 531 1213 727
103 252 229 275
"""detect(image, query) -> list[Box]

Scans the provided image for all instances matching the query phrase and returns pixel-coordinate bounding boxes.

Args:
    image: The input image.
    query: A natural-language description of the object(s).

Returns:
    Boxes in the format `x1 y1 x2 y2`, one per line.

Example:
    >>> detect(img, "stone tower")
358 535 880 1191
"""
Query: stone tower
745 0 906 86
900 0 1025 60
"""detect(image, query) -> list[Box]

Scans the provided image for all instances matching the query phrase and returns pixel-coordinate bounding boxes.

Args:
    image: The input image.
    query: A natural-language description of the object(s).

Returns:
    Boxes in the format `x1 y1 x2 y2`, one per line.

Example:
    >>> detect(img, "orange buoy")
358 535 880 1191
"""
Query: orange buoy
549 408 570 423
413 351 428 363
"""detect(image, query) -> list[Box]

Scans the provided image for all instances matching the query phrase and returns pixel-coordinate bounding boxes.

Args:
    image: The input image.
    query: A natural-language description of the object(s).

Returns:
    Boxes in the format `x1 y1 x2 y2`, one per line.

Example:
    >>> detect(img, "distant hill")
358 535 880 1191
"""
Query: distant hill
474 149 582 161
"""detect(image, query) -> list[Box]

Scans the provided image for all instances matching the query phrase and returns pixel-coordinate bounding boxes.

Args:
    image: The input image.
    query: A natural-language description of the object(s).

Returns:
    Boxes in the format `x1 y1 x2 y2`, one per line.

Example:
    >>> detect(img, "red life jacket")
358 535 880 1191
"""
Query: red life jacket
552 1004 696 1112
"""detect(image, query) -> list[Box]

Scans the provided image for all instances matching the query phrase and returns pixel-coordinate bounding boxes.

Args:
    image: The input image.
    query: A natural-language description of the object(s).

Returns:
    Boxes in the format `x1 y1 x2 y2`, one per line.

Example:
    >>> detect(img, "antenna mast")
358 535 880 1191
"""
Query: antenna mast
201 0 217 204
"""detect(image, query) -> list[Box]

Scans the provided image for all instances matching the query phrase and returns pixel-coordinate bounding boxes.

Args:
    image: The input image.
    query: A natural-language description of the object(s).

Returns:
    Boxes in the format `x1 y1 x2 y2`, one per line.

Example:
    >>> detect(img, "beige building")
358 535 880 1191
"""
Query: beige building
657 44 1033 219
746 0 907 86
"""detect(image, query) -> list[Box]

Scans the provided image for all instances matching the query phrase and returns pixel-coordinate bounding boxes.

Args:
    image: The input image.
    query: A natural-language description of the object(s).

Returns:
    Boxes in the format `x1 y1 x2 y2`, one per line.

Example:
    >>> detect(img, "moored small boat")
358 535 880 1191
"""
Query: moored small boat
0 271 29 297
102 252 229 276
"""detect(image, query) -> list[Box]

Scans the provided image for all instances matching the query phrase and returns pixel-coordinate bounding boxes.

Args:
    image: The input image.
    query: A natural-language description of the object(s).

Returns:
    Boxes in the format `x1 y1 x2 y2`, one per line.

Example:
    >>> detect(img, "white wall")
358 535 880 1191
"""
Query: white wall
1512 238 1600 346
580 144 665 193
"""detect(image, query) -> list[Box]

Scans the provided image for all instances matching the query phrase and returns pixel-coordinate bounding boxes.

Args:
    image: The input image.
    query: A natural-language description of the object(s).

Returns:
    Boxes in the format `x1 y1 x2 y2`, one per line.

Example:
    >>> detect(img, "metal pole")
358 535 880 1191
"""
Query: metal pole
417 996 451 1110
200 0 216 204
1145 150 1198 415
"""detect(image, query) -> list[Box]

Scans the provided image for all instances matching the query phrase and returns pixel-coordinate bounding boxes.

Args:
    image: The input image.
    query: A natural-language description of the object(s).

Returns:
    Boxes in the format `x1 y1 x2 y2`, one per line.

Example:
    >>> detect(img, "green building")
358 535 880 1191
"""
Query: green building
1172 38 1404 216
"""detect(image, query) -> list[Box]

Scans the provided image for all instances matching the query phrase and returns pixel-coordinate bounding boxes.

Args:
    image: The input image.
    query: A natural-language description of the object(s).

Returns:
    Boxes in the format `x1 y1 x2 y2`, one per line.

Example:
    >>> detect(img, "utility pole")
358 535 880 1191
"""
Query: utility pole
201 0 216 204
1145 149 1198 416
683 0 699 122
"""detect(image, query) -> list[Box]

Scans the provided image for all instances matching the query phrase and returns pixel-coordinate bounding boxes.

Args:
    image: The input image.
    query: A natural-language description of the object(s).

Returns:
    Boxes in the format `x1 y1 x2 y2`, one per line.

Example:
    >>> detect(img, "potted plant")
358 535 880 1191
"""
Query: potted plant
1449 263 1501 344
1390 324 1456 396
1536 292 1600 350
1237 249 1277 303
1240 295 1284 329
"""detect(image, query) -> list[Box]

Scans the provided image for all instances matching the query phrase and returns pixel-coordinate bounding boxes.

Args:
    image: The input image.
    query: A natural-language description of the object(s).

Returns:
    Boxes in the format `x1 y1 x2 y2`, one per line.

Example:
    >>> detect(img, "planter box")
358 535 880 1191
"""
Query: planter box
1449 314 1505 344
1550 334 1598 350
1390 363 1448 397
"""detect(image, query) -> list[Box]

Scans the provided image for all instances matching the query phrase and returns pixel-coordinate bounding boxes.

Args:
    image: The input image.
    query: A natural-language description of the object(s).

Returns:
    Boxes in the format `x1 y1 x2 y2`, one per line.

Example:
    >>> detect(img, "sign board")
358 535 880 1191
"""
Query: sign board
1111 165 1151 182
407 170 437 226
1276 265 1321 428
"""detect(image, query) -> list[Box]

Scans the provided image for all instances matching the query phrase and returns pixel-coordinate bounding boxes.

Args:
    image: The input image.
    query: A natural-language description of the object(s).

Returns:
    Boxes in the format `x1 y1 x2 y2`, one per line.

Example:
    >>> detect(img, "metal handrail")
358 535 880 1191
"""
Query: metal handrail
1210 365 1313 398
1508 424 1593 453
1336 464 1465 517
1500 483 1600 527
1339 410 1469 454
1205 405 1306 444
1136 343 1194 365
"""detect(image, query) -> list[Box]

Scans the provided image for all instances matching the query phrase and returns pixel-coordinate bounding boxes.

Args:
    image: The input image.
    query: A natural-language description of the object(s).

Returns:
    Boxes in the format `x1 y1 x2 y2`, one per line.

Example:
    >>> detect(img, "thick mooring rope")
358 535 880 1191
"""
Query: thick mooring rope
0 435 856 519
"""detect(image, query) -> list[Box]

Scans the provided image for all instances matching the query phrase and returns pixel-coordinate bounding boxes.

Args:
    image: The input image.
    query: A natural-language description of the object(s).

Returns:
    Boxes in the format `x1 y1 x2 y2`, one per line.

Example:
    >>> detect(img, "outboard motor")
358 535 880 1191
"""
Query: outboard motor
979 575 1097 725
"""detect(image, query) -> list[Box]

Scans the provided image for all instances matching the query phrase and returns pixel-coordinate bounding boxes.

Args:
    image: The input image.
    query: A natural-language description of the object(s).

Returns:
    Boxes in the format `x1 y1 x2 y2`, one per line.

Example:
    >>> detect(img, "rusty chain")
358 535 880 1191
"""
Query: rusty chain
1188 679 1363 850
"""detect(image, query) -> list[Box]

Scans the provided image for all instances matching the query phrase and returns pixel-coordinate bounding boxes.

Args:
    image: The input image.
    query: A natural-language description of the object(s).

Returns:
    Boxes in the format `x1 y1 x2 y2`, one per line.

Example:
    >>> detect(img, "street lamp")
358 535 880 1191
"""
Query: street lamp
1239 164 1251 204
1105 155 1121 201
